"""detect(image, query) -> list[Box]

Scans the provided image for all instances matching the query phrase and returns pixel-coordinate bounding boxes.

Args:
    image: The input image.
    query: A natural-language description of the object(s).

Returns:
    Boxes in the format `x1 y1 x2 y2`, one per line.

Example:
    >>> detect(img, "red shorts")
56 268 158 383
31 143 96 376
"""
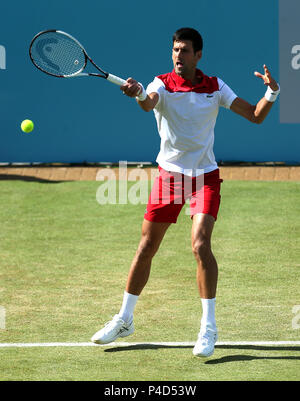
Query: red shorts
144 167 223 223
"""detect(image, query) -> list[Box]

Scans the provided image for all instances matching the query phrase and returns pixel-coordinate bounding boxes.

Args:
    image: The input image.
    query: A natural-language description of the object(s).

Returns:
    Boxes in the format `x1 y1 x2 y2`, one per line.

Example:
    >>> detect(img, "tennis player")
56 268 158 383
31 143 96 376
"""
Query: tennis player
91 28 280 357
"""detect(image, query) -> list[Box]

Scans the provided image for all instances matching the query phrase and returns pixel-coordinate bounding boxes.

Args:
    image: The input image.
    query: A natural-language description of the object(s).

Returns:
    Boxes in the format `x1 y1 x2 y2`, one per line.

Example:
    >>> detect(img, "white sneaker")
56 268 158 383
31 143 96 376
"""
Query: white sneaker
193 329 218 357
91 314 134 344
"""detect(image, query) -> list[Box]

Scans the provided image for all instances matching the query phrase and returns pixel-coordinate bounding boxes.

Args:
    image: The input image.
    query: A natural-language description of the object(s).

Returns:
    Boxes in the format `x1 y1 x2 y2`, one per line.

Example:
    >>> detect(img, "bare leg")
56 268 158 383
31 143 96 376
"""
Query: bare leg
91 219 171 344
126 219 171 295
191 213 218 299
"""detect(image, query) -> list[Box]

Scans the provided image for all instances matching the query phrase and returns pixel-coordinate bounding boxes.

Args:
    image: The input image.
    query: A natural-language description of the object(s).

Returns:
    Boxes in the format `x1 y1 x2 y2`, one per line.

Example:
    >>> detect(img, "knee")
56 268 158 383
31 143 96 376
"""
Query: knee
136 236 159 260
192 237 211 261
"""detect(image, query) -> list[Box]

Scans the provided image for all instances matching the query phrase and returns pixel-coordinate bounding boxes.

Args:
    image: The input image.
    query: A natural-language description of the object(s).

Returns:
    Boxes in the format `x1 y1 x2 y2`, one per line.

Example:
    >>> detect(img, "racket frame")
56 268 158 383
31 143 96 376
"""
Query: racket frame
29 29 126 85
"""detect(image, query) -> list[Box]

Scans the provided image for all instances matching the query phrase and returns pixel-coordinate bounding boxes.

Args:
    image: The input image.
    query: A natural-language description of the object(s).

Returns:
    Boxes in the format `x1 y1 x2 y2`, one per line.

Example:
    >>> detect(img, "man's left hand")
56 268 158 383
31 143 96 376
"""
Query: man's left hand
254 65 279 91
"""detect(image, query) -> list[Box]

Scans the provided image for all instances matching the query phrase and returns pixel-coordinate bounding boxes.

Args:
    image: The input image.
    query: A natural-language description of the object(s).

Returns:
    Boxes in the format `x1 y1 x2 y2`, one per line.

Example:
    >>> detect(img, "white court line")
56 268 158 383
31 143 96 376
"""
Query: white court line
0 341 300 348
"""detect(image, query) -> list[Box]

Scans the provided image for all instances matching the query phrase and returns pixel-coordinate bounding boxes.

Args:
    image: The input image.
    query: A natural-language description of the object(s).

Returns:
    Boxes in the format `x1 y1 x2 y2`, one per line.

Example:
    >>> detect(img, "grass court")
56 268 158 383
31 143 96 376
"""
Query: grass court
0 177 299 381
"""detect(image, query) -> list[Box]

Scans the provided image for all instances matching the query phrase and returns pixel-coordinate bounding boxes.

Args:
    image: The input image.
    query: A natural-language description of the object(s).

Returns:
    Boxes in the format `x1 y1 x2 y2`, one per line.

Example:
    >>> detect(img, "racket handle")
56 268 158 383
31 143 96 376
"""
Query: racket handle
107 74 126 86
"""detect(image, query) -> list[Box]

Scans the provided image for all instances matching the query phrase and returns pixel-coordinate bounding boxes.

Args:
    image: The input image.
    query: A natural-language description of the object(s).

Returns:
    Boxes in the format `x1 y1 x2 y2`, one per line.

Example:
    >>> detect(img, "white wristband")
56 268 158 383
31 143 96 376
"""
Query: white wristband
265 84 280 102
136 84 147 102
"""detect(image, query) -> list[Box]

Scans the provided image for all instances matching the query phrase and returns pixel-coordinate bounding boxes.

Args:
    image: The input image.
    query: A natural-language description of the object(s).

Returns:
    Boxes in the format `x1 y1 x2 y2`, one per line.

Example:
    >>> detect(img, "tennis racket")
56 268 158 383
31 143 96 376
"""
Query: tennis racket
29 29 126 86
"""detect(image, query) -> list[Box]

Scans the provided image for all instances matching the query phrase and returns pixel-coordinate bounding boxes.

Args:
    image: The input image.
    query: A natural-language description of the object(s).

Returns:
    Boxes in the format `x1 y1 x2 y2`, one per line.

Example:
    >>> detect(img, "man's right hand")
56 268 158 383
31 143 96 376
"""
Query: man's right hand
120 78 159 112
120 78 142 98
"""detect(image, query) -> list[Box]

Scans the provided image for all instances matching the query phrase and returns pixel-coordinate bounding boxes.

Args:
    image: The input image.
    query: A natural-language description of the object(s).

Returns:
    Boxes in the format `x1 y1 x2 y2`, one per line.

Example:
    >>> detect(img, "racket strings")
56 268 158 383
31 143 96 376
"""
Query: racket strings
30 32 86 77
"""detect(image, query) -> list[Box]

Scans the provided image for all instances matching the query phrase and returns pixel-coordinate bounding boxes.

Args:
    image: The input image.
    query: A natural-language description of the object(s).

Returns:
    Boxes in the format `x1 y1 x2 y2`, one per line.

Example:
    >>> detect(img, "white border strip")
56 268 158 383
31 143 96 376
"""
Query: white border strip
0 341 300 348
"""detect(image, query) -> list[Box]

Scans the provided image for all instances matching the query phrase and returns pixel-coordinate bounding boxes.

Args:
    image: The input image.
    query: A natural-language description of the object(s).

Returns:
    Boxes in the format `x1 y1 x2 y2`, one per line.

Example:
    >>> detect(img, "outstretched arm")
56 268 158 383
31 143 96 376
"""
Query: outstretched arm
230 65 280 124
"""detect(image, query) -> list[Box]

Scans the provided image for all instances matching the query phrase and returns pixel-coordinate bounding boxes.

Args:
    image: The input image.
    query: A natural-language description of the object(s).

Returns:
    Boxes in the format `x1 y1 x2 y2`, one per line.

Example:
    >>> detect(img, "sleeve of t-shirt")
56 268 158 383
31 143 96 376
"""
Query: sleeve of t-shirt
146 77 165 109
217 77 238 109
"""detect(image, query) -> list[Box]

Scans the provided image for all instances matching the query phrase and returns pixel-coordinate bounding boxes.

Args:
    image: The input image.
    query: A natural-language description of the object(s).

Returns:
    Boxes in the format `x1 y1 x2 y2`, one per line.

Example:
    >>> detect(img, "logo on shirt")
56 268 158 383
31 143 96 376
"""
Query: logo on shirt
206 95 214 98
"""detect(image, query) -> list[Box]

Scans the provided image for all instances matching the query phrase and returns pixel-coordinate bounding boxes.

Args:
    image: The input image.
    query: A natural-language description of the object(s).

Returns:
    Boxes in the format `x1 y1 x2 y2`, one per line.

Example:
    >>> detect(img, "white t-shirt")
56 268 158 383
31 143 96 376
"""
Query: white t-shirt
146 69 237 176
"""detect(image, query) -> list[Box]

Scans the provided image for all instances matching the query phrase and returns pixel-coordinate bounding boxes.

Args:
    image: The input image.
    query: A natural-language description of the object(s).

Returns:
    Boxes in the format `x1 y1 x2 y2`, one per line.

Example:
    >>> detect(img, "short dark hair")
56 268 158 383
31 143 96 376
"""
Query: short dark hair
172 27 203 52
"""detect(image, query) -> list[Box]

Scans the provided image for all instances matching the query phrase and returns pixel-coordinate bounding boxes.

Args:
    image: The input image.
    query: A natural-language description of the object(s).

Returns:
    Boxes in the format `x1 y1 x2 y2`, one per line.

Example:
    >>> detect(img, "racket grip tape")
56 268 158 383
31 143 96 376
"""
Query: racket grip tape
107 74 126 86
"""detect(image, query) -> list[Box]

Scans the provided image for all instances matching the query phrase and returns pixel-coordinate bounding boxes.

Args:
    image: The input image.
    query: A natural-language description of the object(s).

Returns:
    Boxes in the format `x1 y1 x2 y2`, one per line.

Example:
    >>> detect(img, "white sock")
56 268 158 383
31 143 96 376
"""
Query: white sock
200 298 217 332
119 291 139 323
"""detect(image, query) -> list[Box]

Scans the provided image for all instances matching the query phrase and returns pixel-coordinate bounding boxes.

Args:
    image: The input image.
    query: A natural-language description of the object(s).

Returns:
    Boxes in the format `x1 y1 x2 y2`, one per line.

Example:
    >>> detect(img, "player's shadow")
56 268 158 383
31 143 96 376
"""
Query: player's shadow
104 343 300 364
104 343 192 352
206 344 300 364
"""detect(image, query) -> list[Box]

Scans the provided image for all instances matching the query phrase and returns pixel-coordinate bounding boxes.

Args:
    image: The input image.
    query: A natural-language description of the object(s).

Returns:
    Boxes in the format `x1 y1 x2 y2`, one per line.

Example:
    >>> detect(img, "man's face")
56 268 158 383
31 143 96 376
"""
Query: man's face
172 40 202 78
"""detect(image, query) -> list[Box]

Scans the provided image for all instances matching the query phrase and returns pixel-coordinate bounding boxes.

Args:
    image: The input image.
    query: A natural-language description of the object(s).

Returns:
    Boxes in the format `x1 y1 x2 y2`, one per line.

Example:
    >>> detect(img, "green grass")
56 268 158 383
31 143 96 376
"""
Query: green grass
0 178 299 381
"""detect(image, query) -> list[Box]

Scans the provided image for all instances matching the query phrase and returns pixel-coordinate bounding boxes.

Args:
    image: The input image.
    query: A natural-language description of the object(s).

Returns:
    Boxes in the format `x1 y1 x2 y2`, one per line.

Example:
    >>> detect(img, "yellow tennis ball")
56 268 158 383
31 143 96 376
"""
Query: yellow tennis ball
21 119 34 133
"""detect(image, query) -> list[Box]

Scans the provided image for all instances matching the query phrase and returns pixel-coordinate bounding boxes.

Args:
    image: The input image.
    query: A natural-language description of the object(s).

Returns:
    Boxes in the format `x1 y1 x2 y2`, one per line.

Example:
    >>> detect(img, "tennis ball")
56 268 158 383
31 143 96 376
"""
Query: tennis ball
21 119 34 133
